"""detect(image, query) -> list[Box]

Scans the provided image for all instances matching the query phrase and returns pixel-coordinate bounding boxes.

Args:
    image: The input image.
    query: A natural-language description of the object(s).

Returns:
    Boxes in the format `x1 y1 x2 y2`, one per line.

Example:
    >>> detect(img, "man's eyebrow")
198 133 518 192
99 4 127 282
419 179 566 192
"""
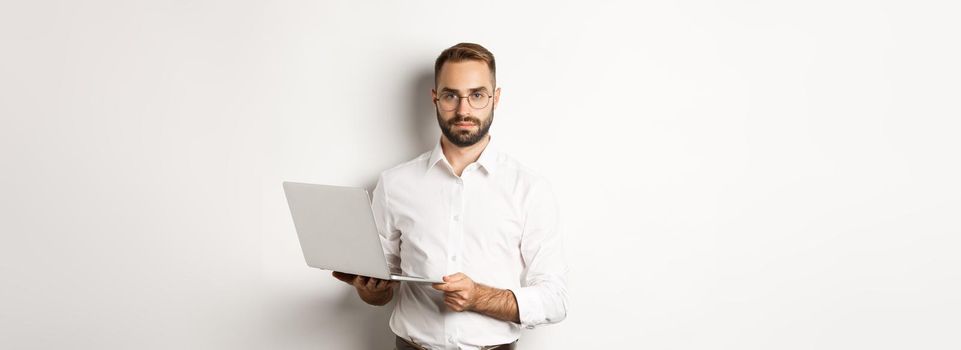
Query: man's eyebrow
439 87 490 93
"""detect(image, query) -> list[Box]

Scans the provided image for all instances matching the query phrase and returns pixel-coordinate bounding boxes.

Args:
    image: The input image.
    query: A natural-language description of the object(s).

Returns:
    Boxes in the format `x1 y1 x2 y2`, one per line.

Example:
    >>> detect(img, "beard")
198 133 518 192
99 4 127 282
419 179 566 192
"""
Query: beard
436 109 494 147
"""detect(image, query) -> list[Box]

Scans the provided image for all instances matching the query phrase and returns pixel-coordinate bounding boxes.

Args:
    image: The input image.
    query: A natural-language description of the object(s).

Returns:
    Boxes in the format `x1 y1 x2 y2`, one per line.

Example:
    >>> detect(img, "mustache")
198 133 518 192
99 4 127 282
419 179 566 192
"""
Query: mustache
449 117 480 126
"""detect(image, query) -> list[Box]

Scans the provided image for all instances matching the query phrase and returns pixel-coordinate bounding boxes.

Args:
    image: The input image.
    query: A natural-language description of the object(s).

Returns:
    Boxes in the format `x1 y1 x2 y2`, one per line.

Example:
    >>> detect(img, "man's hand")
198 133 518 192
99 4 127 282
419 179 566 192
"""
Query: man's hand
431 272 520 323
332 271 398 306
431 272 479 311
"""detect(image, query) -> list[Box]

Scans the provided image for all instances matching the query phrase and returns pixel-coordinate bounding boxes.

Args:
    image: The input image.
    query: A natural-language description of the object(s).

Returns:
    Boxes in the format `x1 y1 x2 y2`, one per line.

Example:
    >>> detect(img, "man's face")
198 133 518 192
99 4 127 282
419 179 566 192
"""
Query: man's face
432 60 501 147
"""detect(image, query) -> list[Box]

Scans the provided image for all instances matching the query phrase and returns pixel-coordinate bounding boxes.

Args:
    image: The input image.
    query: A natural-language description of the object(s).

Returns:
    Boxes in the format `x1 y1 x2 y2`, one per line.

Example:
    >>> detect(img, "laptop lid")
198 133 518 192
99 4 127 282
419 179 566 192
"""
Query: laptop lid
282 181 393 280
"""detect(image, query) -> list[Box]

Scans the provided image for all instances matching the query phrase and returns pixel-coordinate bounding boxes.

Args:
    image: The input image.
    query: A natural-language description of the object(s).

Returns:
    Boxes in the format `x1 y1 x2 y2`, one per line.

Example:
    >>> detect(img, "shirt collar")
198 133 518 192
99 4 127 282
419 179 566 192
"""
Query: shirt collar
427 135 499 175
476 136 499 175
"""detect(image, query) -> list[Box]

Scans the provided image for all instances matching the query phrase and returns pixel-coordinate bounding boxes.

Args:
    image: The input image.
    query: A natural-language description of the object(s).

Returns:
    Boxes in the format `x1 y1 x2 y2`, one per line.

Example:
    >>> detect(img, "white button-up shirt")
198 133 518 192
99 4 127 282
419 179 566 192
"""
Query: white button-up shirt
371 136 569 350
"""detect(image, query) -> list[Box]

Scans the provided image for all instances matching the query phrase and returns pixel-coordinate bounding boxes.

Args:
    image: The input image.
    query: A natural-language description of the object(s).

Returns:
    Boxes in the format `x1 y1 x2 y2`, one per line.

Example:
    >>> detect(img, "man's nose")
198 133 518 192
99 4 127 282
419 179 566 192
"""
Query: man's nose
456 97 472 115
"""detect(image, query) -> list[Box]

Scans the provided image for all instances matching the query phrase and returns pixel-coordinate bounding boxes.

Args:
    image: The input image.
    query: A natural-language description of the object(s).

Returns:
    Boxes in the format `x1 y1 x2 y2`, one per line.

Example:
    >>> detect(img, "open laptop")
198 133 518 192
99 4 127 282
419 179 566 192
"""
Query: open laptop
282 181 443 284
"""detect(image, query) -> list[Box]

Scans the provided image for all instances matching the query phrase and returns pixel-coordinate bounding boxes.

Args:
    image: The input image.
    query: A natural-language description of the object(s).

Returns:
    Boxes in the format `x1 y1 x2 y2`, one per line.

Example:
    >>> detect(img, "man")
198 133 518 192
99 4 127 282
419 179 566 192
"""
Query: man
332 43 569 350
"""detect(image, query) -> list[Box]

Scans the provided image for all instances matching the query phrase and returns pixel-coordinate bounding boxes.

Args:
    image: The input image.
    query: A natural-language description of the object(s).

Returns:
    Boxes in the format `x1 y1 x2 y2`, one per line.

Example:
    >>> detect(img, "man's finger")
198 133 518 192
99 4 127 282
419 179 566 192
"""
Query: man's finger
444 273 466 283
444 299 463 312
444 279 467 291
332 271 357 284
354 276 369 288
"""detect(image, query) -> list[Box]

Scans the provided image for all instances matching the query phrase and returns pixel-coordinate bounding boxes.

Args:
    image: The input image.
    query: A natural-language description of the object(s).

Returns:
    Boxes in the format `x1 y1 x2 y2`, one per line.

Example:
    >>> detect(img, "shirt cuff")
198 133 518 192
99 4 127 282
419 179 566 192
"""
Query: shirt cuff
509 286 544 329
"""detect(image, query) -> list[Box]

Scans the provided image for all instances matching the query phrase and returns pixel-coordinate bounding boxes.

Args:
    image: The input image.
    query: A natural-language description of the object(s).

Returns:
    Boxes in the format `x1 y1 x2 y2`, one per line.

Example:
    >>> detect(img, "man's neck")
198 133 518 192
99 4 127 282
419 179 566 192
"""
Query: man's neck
440 135 490 177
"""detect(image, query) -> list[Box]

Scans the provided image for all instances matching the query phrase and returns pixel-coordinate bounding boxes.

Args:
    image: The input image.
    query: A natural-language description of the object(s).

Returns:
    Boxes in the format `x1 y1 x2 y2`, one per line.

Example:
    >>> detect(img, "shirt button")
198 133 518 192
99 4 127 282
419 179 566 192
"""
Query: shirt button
456 178 463 184
448 336 455 343
451 255 457 262
453 214 460 221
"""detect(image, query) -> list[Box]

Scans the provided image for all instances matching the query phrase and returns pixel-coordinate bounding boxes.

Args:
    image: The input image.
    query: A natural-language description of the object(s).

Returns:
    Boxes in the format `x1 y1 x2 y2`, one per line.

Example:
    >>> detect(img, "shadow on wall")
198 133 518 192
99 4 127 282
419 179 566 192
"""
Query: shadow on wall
337 65 432 348
333 291 399 350
266 285 398 350
363 65 438 193
407 65 442 158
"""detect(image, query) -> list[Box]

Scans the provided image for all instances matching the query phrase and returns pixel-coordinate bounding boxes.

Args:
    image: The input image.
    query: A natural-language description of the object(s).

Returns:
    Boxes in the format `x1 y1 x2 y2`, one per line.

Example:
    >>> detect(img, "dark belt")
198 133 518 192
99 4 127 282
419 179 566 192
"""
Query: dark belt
395 335 517 350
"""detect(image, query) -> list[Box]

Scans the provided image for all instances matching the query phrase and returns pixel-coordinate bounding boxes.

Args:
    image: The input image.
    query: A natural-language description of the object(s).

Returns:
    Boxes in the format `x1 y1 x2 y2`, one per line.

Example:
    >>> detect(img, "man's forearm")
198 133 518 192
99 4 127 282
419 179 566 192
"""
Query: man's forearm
472 284 520 324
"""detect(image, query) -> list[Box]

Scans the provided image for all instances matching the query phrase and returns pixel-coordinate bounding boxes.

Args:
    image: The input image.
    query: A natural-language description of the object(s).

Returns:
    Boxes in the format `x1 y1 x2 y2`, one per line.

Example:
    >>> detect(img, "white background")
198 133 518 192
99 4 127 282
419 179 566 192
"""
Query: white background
2 0 959 349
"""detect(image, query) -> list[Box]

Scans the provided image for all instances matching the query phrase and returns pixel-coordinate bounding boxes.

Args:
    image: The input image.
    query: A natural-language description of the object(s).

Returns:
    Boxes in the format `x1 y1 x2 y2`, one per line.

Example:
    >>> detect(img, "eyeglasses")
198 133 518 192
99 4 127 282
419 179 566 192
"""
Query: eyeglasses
433 91 493 111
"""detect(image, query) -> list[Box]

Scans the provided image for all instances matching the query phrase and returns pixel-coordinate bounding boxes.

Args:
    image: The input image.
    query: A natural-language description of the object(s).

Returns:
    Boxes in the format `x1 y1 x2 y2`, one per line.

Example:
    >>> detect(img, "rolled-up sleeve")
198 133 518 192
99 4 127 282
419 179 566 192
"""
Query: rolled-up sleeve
371 174 401 274
509 179 569 329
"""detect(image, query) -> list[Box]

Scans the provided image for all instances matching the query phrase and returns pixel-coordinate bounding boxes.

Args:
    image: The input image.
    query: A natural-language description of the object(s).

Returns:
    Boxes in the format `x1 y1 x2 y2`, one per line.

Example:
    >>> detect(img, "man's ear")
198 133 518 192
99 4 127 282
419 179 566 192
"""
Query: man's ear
431 88 437 101
493 87 501 109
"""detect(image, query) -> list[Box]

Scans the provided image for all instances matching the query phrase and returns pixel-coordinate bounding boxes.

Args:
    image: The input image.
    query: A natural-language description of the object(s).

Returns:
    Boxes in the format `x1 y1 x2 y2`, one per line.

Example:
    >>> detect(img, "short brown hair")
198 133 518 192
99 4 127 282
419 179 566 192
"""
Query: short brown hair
434 42 496 88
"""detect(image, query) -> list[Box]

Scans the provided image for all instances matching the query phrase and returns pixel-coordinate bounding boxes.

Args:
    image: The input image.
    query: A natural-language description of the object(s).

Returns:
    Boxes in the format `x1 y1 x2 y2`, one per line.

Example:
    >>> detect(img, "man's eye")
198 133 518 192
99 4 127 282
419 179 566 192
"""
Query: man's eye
471 93 484 98
441 93 457 100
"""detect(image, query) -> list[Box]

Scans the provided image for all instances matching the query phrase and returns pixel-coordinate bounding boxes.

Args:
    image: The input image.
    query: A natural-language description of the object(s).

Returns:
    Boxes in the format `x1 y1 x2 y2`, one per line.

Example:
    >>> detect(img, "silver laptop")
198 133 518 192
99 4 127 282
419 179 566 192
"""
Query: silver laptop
282 181 442 284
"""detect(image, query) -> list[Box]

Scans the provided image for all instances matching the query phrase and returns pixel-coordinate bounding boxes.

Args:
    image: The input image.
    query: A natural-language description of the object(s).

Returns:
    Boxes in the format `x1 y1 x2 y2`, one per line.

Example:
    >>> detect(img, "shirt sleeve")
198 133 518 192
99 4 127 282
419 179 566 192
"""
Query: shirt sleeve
371 173 401 274
509 178 570 329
